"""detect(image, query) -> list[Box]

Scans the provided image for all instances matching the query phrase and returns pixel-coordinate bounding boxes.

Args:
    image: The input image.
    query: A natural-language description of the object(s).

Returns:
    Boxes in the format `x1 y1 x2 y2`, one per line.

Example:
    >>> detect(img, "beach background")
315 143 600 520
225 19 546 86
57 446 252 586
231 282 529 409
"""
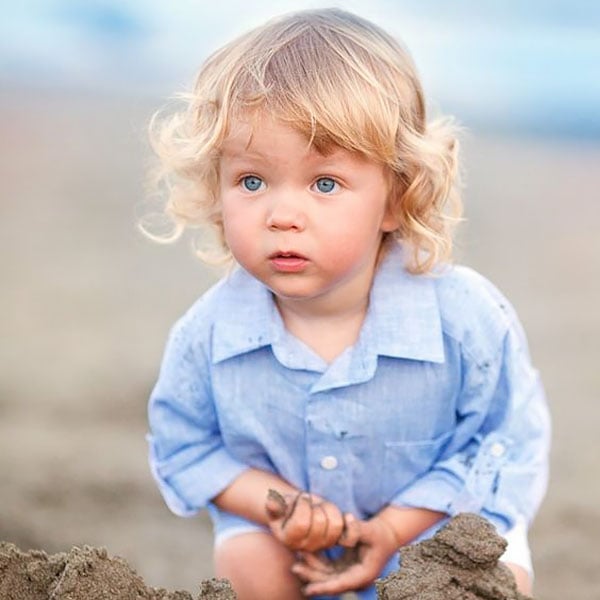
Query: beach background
1 1 599 598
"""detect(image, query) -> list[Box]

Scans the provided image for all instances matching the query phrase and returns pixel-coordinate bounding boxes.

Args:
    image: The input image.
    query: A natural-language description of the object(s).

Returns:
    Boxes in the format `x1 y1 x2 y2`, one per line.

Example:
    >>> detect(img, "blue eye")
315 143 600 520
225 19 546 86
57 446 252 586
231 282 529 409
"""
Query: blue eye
315 177 337 194
241 175 264 192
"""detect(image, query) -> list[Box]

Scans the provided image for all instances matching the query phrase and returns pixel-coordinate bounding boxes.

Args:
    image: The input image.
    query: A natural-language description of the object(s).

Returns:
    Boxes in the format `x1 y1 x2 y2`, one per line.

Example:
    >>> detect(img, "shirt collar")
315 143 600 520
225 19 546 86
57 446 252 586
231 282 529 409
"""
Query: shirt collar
360 242 445 363
211 243 445 365
211 268 275 364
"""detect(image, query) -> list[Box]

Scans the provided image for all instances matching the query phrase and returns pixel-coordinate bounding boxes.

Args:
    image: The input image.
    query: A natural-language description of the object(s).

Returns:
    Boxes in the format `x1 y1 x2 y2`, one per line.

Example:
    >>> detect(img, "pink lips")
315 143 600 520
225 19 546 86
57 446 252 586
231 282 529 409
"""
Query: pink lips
269 252 308 273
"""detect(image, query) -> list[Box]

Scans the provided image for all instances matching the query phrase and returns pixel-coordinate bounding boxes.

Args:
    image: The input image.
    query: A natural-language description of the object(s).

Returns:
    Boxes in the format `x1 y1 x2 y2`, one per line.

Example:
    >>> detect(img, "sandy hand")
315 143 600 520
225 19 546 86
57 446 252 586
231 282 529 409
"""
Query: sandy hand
292 515 400 597
265 488 360 554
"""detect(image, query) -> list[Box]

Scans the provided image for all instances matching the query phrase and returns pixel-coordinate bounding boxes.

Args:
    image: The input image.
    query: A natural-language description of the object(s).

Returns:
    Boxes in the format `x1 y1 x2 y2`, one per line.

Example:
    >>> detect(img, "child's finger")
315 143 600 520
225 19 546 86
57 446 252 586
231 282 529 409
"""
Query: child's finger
292 554 335 582
265 488 288 519
338 513 361 547
301 563 369 597
282 494 314 547
300 502 329 551
296 551 336 574
317 502 345 547
301 498 346 551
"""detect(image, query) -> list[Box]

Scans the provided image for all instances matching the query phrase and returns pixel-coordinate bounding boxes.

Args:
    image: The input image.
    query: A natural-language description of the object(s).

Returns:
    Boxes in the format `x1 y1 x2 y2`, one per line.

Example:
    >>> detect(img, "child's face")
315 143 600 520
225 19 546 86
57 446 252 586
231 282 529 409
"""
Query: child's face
219 117 398 310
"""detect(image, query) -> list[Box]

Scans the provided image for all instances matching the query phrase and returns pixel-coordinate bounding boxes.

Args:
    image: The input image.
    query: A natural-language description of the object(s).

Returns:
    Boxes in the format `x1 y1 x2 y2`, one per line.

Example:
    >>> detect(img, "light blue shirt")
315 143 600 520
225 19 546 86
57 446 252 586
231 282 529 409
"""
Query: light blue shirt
147 243 550 537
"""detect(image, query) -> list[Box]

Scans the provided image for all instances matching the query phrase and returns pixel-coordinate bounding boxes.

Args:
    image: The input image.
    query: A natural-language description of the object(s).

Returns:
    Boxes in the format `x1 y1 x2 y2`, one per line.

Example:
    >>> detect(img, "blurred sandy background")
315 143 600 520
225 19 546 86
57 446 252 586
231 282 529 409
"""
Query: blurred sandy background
1 2 599 598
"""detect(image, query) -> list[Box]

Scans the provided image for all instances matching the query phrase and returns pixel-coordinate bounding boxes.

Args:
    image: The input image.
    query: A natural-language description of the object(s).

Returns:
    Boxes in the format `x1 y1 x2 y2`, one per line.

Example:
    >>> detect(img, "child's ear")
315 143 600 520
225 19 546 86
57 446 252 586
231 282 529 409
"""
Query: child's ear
381 207 400 232
381 180 401 232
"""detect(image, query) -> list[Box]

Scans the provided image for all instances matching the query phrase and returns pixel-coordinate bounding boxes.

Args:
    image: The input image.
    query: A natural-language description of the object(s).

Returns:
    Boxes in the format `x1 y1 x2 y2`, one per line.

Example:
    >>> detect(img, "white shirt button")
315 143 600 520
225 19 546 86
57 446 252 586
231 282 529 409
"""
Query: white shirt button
490 442 506 458
320 455 338 470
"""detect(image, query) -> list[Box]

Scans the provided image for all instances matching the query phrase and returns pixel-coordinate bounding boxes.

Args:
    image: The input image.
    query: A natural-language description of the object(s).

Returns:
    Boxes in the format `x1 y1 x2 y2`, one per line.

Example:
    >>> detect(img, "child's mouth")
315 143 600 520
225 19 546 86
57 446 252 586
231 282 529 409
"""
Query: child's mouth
269 252 308 272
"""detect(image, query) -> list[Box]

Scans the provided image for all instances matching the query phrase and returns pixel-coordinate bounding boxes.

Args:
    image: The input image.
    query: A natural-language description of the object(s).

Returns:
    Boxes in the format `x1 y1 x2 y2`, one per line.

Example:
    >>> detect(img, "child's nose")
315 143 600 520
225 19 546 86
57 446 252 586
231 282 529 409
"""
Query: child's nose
266 195 306 231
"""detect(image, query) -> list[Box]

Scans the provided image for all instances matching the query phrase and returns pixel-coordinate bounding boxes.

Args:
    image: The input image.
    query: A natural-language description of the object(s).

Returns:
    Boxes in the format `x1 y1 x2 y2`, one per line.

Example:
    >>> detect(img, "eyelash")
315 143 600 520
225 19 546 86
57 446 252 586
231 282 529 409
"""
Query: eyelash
239 175 264 192
313 177 339 194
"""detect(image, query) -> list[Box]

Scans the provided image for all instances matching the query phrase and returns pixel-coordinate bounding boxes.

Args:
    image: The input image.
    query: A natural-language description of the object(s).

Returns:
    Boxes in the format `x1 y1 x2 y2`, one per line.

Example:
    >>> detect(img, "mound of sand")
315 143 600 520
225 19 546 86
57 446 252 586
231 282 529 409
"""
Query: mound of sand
0 542 235 600
377 513 533 599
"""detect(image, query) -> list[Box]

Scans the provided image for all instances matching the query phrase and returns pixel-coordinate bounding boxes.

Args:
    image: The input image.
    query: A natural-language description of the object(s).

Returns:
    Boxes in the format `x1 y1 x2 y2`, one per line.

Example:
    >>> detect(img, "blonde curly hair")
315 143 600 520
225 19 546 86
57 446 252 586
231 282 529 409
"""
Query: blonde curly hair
147 8 462 274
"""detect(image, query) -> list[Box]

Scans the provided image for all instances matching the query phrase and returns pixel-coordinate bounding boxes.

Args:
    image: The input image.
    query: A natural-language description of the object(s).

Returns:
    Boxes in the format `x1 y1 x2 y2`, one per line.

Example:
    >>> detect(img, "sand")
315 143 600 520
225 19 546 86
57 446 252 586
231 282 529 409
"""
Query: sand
377 514 531 600
1 84 600 599
0 542 235 600
0 514 525 599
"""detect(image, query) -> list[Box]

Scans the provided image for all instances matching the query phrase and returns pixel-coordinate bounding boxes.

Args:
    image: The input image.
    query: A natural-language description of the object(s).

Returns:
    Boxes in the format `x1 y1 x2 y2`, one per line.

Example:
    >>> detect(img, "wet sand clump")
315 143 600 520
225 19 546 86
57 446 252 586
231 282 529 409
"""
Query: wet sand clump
377 513 533 599
0 542 236 600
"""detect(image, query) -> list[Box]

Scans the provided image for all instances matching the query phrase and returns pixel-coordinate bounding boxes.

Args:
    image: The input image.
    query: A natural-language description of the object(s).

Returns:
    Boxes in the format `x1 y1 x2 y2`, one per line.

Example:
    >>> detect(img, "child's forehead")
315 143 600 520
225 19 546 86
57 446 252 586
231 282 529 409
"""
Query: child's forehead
220 117 338 159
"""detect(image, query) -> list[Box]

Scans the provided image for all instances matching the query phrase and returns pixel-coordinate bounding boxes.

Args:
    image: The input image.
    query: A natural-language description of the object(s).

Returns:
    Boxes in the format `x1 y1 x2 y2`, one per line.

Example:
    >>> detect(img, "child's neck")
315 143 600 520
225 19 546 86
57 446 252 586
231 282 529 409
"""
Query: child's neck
275 295 369 364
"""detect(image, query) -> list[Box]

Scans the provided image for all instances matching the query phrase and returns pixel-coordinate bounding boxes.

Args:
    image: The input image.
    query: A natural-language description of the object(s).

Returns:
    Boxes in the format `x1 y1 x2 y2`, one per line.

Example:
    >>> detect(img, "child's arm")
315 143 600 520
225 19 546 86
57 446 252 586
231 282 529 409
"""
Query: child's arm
214 470 356 552
213 468 298 524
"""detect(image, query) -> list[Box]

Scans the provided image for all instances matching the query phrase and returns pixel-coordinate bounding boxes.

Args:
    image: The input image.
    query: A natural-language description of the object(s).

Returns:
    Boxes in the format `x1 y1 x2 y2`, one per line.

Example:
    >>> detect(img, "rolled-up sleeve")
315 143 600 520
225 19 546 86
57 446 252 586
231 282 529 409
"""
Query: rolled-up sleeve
147 316 249 516
391 313 551 534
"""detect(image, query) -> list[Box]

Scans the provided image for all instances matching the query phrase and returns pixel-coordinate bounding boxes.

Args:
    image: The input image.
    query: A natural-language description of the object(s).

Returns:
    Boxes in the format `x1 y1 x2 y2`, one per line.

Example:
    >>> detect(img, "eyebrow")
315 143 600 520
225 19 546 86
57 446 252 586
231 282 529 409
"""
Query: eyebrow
219 150 271 167
221 140 340 160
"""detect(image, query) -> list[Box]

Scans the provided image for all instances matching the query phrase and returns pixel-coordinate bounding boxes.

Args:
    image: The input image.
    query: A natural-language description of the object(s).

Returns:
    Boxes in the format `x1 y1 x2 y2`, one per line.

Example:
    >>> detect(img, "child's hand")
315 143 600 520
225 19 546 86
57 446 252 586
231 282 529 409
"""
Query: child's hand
265 489 359 552
290 515 399 596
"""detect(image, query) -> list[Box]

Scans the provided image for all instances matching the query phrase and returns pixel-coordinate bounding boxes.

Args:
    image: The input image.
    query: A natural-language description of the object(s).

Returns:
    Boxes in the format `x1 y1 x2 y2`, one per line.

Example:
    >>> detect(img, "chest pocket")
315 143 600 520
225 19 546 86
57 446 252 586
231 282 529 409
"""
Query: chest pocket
381 430 452 503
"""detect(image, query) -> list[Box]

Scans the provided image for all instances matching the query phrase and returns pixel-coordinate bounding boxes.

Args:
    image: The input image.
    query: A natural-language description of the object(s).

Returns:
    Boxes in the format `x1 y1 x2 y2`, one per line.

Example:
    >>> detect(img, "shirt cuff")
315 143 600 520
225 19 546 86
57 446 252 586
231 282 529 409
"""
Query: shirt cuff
148 438 249 516
389 470 463 514
390 434 513 522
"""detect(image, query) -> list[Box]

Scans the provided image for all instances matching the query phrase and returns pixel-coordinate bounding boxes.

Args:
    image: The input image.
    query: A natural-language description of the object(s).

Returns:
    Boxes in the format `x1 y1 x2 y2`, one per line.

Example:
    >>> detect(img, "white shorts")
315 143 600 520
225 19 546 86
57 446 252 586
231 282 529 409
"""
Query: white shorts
499 518 533 576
